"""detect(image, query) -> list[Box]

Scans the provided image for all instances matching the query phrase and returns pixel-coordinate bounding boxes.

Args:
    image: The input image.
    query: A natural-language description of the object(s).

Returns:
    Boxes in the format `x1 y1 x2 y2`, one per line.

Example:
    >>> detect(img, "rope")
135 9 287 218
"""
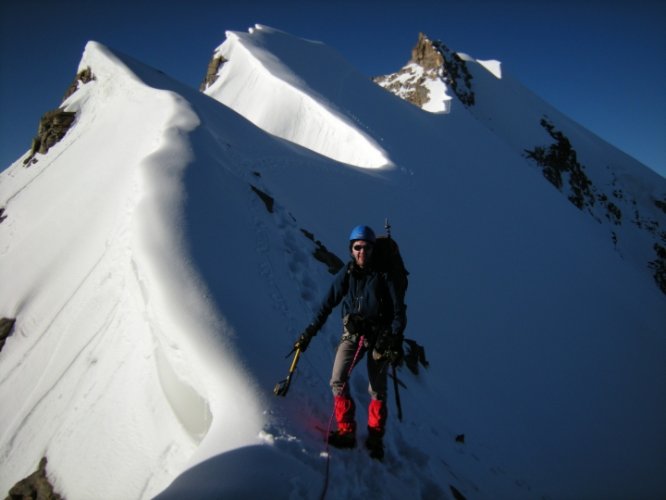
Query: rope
319 335 366 500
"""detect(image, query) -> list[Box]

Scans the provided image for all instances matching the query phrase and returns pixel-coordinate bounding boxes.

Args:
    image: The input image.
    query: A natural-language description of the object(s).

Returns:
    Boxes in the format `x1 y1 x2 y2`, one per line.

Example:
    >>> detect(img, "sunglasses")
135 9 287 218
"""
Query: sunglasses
353 244 373 252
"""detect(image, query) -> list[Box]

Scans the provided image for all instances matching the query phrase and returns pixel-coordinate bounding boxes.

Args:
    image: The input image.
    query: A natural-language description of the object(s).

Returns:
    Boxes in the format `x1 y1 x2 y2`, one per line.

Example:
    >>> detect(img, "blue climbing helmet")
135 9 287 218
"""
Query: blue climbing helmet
349 225 376 243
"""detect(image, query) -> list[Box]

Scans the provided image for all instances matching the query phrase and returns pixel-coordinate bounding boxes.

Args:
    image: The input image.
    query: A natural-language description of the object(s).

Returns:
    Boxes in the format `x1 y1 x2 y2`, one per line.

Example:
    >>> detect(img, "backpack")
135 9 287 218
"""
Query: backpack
372 235 409 296
374 231 428 375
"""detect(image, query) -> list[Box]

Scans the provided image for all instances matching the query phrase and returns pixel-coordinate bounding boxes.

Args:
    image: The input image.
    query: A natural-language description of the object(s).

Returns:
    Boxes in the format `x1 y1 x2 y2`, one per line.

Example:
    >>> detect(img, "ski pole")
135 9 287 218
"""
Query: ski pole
274 348 301 397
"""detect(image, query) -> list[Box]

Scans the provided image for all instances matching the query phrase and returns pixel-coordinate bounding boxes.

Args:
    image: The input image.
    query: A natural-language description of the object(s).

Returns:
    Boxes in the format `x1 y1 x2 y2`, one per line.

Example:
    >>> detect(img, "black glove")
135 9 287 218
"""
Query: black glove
294 325 317 352
372 332 403 365
386 341 404 366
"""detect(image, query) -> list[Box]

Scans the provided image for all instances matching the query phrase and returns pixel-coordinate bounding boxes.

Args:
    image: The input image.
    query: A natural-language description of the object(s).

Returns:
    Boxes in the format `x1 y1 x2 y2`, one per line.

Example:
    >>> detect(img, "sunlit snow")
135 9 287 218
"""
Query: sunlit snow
204 25 389 169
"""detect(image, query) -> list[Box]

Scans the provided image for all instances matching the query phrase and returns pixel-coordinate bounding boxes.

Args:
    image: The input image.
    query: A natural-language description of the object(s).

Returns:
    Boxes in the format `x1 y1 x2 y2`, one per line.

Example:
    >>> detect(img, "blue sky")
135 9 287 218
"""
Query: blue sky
1 0 664 177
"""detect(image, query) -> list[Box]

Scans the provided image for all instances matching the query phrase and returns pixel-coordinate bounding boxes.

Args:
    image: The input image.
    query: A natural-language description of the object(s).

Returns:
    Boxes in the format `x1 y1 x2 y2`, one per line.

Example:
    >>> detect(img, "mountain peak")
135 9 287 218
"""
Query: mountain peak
410 32 444 70
374 32 475 112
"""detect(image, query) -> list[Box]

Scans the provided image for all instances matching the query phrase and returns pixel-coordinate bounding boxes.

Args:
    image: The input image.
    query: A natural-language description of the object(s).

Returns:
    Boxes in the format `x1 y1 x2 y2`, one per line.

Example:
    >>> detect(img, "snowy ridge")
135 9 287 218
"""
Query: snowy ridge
0 28 665 500
204 25 389 169
0 41 265 498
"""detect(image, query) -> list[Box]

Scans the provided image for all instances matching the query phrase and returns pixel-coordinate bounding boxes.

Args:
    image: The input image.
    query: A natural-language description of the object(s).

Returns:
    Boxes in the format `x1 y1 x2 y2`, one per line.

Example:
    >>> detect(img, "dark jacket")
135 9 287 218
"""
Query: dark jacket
312 261 406 338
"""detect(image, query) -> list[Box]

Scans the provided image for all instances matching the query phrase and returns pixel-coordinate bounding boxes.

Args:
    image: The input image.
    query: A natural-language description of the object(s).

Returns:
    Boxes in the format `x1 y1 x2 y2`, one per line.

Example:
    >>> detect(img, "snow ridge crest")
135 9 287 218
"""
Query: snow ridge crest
201 26 389 169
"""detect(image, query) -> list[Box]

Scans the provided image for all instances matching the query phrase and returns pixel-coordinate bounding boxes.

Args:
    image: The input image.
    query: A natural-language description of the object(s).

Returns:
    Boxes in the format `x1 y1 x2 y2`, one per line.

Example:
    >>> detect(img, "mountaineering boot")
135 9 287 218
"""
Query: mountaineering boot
327 429 357 449
329 395 356 448
365 427 384 460
366 399 387 460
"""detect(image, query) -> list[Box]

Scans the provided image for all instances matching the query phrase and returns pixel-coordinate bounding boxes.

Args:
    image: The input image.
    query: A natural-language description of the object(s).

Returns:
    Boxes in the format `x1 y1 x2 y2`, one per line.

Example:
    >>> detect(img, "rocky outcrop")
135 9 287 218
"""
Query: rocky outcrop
300 229 344 275
374 33 475 109
249 183 343 274
648 199 666 293
0 317 16 352
0 207 7 224
374 33 442 109
250 184 275 213
650 241 666 294
22 68 95 167
432 38 475 107
23 108 77 166
411 32 444 70
374 64 434 109
524 117 596 211
525 116 666 295
6 457 63 499
63 67 95 101
200 54 226 91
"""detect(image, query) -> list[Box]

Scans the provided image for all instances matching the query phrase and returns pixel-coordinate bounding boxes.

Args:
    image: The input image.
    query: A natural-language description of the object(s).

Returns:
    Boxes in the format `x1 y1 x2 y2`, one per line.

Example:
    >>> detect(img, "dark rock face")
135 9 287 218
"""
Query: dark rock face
525 117 596 210
251 185 275 213
0 317 16 352
22 68 95 167
23 109 77 166
300 229 344 275
431 39 475 107
7 457 63 500
410 32 444 70
649 238 666 294
34 109 77 155
200 55 227 91
63 67 95 101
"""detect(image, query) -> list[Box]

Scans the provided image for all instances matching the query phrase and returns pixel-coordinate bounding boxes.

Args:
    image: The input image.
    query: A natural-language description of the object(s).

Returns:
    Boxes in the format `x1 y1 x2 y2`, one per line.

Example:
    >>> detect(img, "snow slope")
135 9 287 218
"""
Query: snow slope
203 25 389 169
458 50 666 269
0 41 273 498
374 35 666 291
1 26 665 500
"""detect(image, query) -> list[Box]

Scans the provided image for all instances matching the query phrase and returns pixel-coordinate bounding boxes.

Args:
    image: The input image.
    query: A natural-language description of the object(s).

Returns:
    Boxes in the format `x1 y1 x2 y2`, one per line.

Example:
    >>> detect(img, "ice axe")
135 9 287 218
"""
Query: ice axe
273 347 301 397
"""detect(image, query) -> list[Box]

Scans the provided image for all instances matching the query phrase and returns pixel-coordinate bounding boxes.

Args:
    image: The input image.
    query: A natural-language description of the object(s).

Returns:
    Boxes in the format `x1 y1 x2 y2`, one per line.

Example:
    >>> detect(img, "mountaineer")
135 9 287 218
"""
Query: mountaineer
293 224 406 459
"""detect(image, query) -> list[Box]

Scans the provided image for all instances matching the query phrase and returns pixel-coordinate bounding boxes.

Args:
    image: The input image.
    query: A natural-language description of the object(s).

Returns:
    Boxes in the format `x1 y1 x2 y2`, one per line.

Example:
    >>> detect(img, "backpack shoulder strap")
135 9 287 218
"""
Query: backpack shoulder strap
342 260 354 294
